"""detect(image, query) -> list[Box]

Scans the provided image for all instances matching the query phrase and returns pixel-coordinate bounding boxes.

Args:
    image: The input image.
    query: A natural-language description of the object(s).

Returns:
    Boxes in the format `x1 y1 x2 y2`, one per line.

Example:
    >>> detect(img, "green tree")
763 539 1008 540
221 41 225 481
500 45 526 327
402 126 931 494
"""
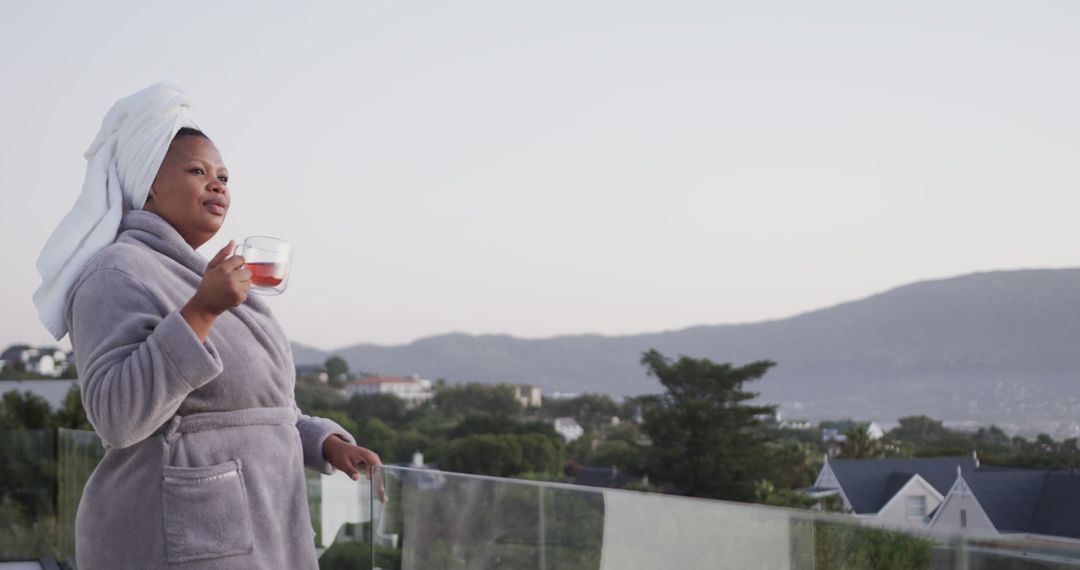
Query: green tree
433 384 522 418
449 414 557 439
58 363 78 379
442 433 524 477
841 424 884 459
353 417 397 461
53 384 92 430
0 391 53 429
542 393 620 431
753 480 817 509
888 415 949 443
767 439 821 489
585 440 643 473
345 394 406 428
324 356 349 384
638 349 777 501
516 433 564 476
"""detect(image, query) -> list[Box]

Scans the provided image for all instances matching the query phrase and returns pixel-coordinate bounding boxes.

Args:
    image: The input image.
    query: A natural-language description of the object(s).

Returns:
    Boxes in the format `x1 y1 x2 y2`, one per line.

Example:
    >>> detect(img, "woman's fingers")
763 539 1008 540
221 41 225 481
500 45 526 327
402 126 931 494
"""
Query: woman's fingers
220 255 247 272
207 240 234 269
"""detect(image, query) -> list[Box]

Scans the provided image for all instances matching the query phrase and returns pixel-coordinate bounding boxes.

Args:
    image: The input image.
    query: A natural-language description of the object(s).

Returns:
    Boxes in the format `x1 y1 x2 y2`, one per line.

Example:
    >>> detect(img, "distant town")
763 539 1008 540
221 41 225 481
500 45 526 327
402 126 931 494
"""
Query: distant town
4 342 1080 558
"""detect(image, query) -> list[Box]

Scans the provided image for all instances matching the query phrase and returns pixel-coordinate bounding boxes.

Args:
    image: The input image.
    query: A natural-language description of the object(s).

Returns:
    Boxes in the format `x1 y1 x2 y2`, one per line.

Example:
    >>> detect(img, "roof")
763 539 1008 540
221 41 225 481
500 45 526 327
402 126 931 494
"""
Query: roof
828 456 977 514
963 470 1080 539
0 345 32 361
573 466 643 489
348 375 419 385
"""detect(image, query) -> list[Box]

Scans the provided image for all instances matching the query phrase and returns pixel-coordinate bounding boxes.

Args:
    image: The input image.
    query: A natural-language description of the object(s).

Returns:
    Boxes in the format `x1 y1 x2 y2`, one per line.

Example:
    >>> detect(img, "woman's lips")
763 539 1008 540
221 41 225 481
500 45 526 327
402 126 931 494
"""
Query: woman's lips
204 202 226 216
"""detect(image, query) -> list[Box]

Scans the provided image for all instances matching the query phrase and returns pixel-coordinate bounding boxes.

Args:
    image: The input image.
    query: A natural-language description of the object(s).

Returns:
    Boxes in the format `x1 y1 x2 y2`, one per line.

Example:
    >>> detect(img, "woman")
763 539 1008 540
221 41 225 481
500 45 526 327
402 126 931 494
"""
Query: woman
33 82 380 569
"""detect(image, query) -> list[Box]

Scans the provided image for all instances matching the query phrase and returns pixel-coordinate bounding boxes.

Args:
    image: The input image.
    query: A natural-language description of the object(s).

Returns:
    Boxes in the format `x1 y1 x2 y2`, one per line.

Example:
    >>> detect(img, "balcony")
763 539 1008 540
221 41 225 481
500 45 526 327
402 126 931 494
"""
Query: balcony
3 428 1080 569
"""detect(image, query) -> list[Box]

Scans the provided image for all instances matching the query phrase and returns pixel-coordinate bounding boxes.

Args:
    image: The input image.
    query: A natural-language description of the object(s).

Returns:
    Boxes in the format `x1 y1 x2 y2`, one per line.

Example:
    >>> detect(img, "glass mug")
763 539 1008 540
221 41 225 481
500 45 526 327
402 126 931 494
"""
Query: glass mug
234 236 292 296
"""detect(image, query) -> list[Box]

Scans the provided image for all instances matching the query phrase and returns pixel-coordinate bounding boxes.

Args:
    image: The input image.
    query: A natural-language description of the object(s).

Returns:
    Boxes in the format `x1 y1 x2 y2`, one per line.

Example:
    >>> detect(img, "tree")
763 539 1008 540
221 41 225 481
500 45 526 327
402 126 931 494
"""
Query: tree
585 440 643 473
53 385 92 430
542 394 620 431
841 424 884 459
442 434 523 477
324 356 349 384
638 349 778 501
516 433 564 476
753 480 817 509
433 384 522 418
353 418 397 461
0 391 53 430
58 363 78 379
767 439 821 489
888 416 948 443
345 394 406 428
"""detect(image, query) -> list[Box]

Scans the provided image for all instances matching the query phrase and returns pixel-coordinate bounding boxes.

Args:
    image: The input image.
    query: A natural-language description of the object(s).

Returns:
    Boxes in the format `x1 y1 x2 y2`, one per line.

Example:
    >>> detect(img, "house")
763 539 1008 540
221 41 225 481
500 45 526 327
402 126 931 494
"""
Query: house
780 419 814 430
344 374 434 408
553 417 584 442
929 468 1080 543
821 420 885 443
513 384 542 408
0 345 72 376
295 364 329 383
808 455 979 527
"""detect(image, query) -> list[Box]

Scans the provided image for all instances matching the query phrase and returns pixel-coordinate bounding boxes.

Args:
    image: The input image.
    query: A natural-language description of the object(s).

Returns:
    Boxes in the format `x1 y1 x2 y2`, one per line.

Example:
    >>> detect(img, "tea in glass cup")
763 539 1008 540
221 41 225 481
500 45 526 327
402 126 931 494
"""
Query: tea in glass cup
234 236 292 295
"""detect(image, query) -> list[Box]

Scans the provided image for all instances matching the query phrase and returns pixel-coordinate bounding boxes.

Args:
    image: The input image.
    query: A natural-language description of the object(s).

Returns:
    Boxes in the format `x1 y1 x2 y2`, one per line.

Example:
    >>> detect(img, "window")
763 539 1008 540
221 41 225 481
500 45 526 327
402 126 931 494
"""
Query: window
960 509 967 528
906 495 927 519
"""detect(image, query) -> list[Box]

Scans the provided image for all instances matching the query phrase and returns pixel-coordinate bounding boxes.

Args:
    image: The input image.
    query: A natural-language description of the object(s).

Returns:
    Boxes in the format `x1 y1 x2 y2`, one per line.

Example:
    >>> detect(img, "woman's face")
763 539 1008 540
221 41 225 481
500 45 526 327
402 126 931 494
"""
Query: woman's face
144 135 230 249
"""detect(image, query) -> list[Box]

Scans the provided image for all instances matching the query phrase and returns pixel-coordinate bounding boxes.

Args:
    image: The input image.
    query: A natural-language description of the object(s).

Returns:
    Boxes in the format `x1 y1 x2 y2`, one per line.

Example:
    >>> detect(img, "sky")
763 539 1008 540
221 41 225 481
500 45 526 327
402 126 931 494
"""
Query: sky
1 1 1078 351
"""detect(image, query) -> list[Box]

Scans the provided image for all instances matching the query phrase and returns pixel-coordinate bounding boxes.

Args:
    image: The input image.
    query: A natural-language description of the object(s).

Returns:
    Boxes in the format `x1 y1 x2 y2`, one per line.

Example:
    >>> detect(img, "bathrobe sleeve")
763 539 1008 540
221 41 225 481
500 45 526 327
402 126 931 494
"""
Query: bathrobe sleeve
69 268 224 449
293 400 357 475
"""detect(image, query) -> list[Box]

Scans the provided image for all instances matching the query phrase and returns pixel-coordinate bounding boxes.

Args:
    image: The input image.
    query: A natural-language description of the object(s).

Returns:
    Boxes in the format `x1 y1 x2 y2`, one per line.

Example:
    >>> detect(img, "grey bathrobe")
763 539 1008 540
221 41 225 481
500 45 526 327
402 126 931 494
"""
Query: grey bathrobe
65 210 356 569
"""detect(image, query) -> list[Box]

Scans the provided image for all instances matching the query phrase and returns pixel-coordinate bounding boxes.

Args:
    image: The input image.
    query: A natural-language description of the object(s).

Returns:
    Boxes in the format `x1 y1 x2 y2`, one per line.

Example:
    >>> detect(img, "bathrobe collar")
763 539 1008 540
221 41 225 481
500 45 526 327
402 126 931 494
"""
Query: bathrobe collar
116 210 270 313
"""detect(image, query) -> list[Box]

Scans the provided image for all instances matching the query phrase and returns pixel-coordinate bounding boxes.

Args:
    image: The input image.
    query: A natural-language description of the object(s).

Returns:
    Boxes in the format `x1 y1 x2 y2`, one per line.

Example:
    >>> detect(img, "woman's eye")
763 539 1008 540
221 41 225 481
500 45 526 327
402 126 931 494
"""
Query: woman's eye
190 168 205 175
218 176 229 183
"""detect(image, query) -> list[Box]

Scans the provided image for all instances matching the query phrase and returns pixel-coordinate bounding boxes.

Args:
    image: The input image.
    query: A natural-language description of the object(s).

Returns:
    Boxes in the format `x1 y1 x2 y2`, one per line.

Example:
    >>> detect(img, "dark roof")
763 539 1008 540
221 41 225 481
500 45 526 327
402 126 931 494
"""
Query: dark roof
965 470 1080 539
828 456 977 514
573 466 643 489
963 470 1046 533
0 345 32 361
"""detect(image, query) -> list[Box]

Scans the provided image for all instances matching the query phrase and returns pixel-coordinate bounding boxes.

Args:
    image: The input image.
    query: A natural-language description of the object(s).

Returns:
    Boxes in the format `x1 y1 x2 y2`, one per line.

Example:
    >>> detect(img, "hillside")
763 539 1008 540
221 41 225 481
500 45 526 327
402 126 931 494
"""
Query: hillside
293 269 1080 432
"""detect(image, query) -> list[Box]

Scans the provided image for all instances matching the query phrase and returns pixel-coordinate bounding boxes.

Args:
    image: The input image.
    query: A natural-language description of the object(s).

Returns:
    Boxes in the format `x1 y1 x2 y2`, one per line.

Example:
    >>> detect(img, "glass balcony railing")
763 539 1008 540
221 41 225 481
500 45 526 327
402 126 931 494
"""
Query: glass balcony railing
3 429 1079 569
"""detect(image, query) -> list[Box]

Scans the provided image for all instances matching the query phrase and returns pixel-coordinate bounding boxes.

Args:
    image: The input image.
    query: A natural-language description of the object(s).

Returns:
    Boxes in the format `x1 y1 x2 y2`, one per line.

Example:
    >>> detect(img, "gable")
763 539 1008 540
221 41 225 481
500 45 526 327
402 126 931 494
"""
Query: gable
828 457 976 515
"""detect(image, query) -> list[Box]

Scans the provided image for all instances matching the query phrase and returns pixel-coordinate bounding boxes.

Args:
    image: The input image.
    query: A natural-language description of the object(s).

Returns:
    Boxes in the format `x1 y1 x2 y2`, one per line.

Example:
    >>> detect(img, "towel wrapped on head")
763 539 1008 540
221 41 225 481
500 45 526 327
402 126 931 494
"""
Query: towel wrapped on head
33 81 200 340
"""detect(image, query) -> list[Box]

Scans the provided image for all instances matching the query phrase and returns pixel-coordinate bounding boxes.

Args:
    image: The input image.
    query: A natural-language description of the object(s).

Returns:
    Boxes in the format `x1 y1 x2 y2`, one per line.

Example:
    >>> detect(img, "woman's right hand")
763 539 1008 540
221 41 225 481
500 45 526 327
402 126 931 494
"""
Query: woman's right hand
181 240 251 341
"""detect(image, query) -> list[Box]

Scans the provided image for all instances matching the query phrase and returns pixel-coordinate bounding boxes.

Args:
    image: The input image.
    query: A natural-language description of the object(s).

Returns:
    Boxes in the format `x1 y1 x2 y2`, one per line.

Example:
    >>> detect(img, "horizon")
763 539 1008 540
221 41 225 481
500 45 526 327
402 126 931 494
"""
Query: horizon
5 264 1078 352
5 2 1079 351
298 264 1075 351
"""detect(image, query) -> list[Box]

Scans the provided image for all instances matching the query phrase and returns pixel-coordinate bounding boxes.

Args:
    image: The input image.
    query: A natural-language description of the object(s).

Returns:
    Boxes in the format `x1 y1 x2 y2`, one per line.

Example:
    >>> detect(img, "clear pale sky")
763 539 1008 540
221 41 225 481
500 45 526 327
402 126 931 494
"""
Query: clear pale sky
2 1 1078 351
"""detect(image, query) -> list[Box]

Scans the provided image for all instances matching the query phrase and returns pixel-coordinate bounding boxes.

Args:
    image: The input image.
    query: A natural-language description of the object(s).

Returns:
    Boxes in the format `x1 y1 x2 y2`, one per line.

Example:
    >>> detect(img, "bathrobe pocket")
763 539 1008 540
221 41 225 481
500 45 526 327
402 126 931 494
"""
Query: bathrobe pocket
162 458 255 563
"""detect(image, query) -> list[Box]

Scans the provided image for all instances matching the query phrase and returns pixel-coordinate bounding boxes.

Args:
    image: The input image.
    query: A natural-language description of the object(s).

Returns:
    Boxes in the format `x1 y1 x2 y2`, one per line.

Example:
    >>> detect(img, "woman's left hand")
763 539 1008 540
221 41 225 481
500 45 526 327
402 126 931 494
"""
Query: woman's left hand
323 434 382 481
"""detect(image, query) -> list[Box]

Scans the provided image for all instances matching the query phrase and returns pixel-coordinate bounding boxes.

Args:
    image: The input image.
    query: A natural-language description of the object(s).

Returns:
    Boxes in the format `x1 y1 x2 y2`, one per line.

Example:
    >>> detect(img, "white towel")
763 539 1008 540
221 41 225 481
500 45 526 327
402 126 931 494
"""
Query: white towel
33 81 199 340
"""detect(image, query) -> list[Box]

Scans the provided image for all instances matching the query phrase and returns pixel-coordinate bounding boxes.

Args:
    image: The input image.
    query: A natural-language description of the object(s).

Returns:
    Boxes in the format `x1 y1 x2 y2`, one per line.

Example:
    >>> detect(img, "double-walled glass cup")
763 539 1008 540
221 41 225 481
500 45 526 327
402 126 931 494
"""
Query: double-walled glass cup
234 236 292 296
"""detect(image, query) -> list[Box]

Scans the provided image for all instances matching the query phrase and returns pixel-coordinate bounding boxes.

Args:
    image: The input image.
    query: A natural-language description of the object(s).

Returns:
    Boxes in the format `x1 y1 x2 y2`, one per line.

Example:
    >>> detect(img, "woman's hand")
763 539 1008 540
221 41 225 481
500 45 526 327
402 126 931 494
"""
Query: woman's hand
181 240 251 341
324 435 387 500
324 434 382 479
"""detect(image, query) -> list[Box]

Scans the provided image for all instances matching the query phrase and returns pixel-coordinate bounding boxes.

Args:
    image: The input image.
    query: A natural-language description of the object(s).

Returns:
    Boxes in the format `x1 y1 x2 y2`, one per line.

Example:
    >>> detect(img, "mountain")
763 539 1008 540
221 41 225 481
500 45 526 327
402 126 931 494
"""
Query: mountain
292 269 1080 432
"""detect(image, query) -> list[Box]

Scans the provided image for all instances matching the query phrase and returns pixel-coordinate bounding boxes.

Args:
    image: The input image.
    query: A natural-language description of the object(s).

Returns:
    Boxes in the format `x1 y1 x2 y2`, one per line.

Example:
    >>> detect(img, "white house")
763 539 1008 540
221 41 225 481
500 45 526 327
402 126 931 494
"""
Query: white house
344 375 434 408
513 384 542 409
807 455 978 528
929 468 1080 544
821 420 885 443
553 417 584 442
0 345 71 376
